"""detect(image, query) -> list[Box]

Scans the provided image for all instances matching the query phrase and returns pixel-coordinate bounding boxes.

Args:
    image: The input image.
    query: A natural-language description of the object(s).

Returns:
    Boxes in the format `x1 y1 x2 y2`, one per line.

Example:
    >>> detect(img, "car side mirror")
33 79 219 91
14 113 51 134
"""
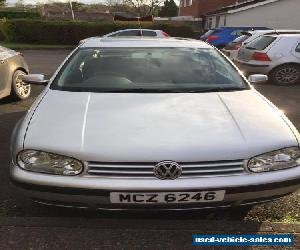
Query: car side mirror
22 74 49 86
248 74 268 84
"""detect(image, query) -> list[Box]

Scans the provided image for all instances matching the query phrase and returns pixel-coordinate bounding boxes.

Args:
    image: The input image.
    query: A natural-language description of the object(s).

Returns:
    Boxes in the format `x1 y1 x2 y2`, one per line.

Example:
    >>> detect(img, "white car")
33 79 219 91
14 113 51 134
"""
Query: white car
223 30 300 61
11 38 300 210
235 34 300 85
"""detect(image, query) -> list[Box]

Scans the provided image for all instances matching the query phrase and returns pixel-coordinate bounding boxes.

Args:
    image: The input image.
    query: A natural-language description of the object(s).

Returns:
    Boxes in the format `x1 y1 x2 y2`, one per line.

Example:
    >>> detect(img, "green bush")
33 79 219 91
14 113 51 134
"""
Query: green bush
0 19 195 45
0 29 4 41
0 11 40 19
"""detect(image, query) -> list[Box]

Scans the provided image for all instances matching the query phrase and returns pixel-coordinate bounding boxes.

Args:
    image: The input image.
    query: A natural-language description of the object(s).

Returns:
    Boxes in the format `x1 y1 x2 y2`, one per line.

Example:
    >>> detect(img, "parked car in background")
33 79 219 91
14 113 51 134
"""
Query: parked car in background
235 34 300 86
200 27 270 49
0 46 30 100
79 29 169 44
104 29 170 38
223 30 300 60
11 38 300 210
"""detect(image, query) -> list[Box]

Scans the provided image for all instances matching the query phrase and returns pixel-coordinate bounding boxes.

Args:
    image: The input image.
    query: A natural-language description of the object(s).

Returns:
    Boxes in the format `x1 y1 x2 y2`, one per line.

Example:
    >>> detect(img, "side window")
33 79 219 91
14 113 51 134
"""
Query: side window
296 43 300 53
231 30 243 36
141 31 157 37
111 30 141 37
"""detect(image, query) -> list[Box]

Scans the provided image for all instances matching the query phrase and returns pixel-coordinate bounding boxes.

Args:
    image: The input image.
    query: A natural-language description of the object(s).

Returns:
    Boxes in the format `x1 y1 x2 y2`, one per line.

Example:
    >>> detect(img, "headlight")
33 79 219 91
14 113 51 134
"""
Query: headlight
248 147 300 173
17 150 83 176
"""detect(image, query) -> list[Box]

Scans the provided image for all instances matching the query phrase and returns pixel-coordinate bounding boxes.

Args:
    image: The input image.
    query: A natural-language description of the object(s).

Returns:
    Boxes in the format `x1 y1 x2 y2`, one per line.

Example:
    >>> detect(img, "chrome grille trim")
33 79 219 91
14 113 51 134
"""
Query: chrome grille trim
87 160 246 178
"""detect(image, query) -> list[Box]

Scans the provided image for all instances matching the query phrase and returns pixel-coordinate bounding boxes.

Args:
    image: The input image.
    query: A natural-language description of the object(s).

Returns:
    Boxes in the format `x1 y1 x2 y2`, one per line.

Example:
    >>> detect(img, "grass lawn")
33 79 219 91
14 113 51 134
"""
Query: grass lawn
0 42 75 50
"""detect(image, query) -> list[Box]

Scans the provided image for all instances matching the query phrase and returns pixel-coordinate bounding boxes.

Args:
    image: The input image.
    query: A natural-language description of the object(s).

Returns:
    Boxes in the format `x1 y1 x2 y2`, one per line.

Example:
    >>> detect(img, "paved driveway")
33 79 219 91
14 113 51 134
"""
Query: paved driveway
0 50 299 223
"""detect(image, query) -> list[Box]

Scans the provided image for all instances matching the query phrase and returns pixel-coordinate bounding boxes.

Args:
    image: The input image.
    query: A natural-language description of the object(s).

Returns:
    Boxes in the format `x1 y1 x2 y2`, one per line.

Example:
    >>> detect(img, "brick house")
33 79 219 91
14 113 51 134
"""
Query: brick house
179 0 246 18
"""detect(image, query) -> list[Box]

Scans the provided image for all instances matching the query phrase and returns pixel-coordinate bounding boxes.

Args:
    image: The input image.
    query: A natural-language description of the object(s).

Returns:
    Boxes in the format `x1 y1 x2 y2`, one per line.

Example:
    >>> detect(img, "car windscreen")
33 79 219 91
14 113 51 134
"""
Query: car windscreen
233 35 251 44
51 47 247 93
245 36 276 50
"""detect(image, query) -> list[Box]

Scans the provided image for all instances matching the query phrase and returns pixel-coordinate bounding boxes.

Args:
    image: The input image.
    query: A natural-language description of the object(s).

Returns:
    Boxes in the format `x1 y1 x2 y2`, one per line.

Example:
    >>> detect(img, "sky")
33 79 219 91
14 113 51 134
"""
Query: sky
6 0 180 6
6 0 101 5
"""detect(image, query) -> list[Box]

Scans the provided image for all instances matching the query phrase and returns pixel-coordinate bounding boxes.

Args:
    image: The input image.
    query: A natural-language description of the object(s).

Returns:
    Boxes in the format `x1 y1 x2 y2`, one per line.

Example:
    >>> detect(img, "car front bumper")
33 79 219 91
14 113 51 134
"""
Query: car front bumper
10 163 300 210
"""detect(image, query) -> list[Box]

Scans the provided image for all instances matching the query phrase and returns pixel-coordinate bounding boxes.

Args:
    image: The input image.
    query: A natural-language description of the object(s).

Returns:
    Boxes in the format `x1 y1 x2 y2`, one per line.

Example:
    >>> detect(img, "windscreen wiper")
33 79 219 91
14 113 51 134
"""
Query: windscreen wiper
98 89 184 93
96 87 246 93
185 87 246 93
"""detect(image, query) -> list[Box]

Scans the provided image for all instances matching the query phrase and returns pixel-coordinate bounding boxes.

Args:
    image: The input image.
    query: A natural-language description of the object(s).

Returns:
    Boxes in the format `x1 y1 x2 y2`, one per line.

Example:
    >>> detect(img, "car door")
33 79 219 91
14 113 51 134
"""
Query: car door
0 49 13 95
0 49 8 93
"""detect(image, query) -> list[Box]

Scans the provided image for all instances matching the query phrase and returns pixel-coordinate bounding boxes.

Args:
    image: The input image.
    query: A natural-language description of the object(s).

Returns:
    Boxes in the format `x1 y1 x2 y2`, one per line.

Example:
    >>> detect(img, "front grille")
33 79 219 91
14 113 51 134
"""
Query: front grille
87 160 246 178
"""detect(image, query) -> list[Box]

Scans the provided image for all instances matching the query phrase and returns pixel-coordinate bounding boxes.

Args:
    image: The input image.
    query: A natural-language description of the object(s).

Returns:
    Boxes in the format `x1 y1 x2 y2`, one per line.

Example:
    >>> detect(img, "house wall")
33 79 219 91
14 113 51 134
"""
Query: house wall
179 0 239 17
209 0 300 29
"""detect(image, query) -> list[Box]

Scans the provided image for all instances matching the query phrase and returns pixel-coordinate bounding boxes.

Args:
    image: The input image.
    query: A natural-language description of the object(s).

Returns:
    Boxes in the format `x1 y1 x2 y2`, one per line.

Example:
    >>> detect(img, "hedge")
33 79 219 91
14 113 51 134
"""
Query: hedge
0 11 40 19
0 28 4 41
0 19 195 45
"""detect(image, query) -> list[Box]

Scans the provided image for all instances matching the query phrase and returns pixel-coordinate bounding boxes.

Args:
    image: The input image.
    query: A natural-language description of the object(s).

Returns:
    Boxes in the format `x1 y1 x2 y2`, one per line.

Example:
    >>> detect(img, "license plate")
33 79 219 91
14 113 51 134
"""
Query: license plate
110 190 225 204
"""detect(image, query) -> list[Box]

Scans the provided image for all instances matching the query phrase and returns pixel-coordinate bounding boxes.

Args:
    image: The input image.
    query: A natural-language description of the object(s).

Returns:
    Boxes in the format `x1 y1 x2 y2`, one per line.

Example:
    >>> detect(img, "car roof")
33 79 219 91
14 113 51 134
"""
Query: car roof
266 34 300 38
246 30 274 34
111 29 161 32
217 27 269 30
241 29 300 36
80 37 212 49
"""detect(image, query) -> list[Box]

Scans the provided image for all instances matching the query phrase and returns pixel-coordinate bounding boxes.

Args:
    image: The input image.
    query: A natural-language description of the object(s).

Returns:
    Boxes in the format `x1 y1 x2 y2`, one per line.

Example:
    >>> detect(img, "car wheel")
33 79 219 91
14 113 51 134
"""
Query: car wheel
11 70 31 100
270 64 300 86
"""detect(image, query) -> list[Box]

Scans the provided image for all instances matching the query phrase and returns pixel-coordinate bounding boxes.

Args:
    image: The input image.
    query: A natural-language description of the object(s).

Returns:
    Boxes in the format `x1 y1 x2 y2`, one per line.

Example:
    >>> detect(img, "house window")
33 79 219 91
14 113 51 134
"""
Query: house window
186 0 193 6
216 16 220 27
180 0 184 7
208 17 213 29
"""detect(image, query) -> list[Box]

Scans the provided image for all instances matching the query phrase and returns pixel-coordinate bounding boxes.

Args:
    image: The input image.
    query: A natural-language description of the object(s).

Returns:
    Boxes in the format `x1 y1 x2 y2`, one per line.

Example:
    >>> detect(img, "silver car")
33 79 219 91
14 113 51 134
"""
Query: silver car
104 29 169 38
0 46 30 100
10 38 300 210
80 29 169 44
235 34 300 85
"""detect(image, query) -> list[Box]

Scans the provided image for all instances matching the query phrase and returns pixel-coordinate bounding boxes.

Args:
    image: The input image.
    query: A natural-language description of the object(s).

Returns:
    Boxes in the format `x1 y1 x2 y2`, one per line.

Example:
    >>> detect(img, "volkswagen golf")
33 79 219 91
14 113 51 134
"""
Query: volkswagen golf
10 38 300 210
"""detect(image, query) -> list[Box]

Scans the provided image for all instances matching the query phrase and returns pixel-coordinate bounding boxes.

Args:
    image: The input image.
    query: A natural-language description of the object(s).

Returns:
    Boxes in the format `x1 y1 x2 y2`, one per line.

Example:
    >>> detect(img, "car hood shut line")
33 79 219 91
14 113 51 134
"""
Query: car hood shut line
81 93 91 152
217 93 247 143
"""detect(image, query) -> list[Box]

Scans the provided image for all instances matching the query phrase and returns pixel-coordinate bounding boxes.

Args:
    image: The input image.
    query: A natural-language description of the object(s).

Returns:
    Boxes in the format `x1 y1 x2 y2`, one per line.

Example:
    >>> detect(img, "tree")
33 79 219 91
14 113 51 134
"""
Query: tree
15 0 25 7
0 0 5 7
158 0 178 17
70 1 85 11
122 0 163 16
